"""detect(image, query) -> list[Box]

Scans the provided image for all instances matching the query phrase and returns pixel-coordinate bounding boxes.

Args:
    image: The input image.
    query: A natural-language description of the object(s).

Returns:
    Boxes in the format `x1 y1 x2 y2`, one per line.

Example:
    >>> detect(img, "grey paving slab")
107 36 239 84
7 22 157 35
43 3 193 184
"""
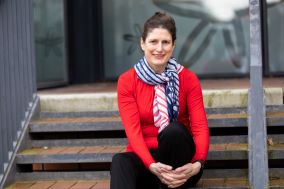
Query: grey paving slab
31 138 128 147
29 121 123 132
16 145 250 164
16 171 110 181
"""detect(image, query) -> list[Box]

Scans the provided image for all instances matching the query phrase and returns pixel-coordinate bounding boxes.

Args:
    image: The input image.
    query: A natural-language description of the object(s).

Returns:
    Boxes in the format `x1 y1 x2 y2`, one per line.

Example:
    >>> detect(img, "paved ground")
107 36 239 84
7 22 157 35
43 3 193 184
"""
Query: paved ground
38 77 284 94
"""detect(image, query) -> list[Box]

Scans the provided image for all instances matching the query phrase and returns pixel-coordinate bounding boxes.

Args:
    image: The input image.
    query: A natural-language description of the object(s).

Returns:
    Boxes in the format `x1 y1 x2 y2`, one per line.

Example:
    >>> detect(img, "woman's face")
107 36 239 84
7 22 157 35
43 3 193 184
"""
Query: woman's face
141 28 175 73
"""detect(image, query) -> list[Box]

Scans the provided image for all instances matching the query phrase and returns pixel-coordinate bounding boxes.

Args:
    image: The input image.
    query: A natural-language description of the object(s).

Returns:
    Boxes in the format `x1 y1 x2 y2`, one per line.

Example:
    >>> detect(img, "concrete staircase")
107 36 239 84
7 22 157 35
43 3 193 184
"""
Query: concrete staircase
4 90 284 189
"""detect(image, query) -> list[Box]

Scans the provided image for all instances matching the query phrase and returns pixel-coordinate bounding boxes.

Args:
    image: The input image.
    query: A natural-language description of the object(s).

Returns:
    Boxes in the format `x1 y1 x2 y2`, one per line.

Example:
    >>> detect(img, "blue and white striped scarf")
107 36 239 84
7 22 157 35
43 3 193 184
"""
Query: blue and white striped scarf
134 57 184 131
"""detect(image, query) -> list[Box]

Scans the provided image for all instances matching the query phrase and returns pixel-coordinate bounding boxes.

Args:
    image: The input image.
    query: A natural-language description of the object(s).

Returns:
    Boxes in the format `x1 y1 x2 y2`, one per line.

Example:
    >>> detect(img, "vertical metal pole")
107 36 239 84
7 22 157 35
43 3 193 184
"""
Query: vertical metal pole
248 0 269 188
0 0 6 178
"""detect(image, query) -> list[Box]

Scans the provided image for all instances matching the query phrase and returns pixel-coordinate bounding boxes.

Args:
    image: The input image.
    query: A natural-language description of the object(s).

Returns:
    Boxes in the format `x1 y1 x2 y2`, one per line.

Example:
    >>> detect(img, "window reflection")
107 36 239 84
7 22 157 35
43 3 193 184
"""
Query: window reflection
102 0 284 78
153 0 250 74
267 0 284 73
33 0 68 88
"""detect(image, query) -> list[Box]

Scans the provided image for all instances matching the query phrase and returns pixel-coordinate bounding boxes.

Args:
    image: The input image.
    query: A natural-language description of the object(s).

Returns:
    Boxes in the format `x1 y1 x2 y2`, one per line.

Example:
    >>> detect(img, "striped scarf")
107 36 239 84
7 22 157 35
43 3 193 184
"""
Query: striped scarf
134 57 184 133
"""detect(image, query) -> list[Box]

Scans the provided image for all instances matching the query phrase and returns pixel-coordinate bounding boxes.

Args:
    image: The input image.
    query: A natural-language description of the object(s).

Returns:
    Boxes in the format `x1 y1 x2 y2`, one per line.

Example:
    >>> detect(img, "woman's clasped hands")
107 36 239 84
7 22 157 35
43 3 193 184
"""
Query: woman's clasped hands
149 162 202 188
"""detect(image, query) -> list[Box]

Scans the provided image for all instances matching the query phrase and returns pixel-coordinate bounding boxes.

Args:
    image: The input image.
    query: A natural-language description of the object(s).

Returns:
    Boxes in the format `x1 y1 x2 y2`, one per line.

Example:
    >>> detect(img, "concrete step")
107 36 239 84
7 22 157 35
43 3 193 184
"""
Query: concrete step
16 144 284 165
38 88 283 112
4 178 248 189
16 171 110 181
30 134 284 147
38 105 284 118
16 145 125 164
16 144 248 164
29 111 284 133
29 135 250 147
15 169 248 181
5 179 110 189
29 116 123 132
40 111 120 118
31 138 129 147
7 168 284 188
5 177 284 189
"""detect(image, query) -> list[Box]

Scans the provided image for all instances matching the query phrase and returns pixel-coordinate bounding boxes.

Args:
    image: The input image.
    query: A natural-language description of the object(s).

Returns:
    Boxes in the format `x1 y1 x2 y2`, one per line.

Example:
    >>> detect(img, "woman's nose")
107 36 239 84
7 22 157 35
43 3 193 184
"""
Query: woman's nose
156 43 163 51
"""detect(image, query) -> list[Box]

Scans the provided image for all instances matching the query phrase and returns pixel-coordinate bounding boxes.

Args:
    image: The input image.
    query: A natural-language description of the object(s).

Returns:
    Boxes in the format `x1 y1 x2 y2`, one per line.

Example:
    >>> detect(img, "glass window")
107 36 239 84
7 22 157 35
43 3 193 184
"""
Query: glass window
33 0 68 88
102 0 250 78
267 0 284 74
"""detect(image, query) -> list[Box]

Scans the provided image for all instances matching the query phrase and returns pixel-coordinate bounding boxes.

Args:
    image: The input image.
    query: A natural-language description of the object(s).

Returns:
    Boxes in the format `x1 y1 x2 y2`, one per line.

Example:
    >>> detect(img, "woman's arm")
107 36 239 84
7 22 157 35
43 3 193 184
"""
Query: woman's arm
187 72 209 163
117 72 155 169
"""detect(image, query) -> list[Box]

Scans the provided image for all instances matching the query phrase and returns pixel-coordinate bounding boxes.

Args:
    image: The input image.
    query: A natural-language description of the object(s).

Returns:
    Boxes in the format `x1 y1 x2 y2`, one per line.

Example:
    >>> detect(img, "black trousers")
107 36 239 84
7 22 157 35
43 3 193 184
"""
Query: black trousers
110 122 203 189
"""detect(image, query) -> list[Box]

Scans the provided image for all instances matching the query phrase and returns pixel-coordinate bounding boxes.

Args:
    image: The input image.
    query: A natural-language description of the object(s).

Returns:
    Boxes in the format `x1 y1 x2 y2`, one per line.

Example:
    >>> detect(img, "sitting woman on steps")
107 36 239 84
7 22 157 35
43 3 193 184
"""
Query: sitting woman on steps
110 12 209 189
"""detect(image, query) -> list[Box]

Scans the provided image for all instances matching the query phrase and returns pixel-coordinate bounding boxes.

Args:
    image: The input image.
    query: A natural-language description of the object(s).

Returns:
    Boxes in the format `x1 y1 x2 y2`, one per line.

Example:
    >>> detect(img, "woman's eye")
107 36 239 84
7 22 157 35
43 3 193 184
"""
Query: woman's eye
147 40 171 45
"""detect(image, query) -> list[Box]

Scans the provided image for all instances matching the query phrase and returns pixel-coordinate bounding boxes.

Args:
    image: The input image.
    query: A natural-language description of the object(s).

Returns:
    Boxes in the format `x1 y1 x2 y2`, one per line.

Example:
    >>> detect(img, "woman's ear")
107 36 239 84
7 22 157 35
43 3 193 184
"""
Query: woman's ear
140 38 145 51
173 41 176 48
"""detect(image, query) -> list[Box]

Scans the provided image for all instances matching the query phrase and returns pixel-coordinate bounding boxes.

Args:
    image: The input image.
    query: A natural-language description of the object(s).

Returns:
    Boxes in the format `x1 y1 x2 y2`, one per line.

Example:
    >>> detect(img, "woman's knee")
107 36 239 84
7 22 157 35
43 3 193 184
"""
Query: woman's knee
110 153 138 189
111 153 128 171
158 122 195 152
159 122 190 139
111 152 142 173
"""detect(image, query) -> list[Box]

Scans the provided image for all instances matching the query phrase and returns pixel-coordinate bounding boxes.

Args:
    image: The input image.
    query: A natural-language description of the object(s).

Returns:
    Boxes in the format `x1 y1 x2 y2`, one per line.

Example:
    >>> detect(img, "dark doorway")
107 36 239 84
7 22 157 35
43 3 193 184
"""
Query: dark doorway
67 0 104 84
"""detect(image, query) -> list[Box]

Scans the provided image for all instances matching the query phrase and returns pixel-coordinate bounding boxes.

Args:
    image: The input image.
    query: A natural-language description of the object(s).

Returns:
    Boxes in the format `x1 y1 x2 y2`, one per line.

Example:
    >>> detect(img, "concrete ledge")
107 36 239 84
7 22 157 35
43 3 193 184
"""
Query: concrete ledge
39 88 283 112
203 88 283 108
264 88 283 106
39 93 117 112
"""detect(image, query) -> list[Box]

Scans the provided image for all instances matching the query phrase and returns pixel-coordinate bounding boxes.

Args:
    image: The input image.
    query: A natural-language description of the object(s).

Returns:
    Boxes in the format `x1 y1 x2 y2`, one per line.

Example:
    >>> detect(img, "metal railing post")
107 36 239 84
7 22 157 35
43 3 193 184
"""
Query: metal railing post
248 0 269 188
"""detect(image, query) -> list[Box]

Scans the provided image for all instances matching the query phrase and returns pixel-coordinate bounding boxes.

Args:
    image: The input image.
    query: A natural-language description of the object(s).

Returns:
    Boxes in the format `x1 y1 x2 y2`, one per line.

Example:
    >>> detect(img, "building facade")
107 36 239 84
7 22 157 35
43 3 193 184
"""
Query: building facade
34 0 284 88
0 0 37 186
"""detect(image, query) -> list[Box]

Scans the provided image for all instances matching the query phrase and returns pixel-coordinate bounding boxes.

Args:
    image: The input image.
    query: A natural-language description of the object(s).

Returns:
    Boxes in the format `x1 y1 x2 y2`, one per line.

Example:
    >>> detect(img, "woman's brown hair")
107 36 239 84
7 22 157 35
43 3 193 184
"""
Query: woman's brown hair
141 12 176 42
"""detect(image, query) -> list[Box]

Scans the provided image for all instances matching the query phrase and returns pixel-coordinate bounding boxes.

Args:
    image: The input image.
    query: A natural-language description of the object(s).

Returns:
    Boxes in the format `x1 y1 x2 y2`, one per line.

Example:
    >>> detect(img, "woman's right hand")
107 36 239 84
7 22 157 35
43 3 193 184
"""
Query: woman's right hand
149 162 172 185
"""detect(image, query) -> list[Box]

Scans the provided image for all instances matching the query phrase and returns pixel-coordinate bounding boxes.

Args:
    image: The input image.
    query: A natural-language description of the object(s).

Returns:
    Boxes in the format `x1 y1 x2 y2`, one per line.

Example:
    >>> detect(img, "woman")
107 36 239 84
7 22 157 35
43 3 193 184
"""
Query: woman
111 12 209 189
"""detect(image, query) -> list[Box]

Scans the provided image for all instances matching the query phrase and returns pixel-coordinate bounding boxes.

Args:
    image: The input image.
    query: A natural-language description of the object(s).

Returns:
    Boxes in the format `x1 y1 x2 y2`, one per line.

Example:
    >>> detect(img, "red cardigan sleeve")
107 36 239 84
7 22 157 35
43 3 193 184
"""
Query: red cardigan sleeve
117 71 156 169
185 71 209 162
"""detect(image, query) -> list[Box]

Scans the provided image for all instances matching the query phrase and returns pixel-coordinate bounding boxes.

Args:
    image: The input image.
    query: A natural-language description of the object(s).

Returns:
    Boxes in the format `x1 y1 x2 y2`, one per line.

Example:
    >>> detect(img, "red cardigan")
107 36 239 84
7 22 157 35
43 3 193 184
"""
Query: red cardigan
117 68 209 169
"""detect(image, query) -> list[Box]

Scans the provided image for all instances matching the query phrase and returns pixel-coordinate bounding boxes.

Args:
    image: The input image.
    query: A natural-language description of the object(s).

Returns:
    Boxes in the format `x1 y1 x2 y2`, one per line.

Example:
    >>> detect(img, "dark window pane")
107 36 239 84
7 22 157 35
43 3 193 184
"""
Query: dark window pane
267 1 284 73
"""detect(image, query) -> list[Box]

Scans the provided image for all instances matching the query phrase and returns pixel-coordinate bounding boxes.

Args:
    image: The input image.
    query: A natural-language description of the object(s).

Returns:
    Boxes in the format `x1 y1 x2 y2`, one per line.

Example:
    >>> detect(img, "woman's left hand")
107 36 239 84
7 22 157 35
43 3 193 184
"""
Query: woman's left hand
175 162 201 179
165 162 202 188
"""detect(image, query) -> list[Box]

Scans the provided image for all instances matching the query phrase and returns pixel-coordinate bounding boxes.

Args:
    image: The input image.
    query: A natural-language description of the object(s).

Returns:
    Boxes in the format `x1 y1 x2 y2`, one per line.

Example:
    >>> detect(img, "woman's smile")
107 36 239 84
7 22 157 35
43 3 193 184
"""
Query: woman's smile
154 54 165 59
